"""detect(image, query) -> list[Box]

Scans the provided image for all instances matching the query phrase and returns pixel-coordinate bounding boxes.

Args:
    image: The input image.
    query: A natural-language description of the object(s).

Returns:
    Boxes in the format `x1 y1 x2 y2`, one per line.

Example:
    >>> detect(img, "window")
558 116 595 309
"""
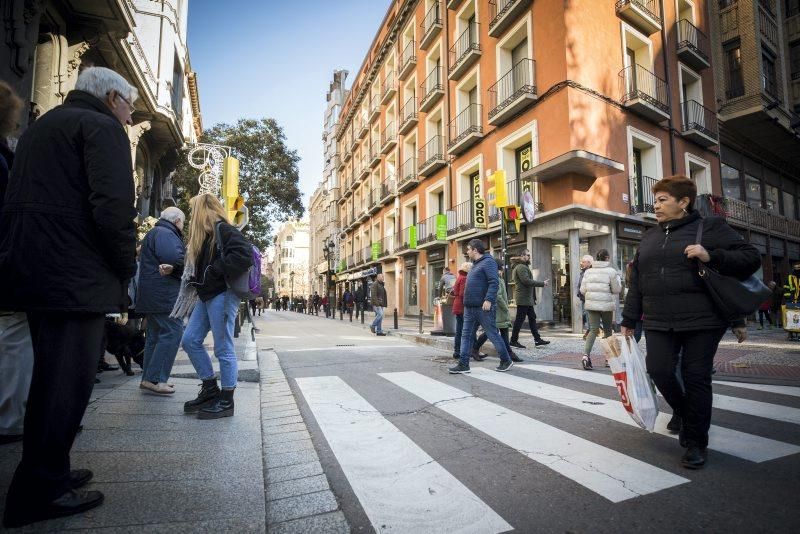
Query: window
788 0 800 17
761 50 777 97
790 41 800 81
745 174 762 209
719 0 737 7
724 42 744 98
783 191 797 219
721 163 741 200
765 184 779 211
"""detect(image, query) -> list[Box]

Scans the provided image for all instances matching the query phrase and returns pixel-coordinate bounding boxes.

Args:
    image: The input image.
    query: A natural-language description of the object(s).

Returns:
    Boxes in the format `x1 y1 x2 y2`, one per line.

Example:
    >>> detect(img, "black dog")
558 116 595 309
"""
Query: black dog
103 319 145 376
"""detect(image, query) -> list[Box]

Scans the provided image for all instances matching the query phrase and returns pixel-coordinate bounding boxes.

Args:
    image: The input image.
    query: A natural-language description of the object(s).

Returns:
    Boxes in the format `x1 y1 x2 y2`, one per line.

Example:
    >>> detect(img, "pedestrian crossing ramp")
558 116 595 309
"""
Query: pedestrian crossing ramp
293 364 800 532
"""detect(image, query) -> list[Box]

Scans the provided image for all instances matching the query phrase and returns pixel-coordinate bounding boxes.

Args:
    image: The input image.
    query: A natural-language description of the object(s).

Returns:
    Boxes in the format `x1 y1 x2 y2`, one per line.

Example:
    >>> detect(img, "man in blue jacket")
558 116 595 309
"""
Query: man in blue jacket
137 207 186 395
450 239 515 374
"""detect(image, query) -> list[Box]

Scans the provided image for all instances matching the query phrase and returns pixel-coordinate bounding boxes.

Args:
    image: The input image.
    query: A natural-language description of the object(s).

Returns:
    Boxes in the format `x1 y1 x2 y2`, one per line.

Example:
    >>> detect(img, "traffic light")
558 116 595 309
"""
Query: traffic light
486 169 508 209
222 156 240 220
503 205 521 235
231 195 249 229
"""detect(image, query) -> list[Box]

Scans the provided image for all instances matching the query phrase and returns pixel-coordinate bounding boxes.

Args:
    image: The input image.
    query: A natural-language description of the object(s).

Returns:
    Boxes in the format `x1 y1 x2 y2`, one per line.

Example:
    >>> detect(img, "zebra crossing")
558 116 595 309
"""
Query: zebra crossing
294 363 800 533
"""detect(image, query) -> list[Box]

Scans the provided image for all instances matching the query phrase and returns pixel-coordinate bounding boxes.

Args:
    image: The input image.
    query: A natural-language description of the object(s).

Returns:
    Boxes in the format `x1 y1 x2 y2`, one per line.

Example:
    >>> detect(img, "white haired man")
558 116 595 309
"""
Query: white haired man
0 67 138 527
136 207 186 395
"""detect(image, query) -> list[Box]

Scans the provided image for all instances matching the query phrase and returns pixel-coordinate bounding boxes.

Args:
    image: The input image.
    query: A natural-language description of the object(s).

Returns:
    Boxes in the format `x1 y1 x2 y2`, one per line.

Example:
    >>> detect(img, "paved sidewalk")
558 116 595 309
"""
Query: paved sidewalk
0 336 265 532
282 308 800 385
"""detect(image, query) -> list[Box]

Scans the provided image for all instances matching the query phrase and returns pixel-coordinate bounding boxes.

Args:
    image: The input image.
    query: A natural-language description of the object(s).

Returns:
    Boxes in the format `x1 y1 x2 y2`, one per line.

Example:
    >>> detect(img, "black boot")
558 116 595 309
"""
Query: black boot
198 388 235 419
681 444 707 469
666 413 682 434
184 378 220 413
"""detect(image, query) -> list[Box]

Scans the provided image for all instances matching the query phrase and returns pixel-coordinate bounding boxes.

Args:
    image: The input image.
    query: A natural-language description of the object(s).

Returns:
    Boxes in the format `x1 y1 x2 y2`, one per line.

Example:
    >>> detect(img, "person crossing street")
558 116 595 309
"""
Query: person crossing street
509 250 550 349
369 274 387 336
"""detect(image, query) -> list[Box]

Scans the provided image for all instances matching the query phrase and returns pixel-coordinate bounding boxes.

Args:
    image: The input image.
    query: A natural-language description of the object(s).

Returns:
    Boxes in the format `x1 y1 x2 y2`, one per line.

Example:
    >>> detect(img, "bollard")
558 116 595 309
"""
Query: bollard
393 308 399 330
340 308 343 321
361 304 365 324
419 309 423 334
349 308 353 322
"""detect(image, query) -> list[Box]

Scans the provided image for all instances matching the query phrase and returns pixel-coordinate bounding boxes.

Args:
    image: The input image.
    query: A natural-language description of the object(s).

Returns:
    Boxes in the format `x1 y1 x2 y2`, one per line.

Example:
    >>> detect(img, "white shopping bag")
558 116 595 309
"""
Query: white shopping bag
601 335 659 431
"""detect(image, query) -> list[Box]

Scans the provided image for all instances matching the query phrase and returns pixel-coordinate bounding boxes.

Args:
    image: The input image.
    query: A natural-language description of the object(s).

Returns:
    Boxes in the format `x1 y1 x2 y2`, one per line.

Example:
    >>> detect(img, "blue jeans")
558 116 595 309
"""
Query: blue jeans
143 313 183 383
459 306 511 366
371 306 385 333
181 290 240 389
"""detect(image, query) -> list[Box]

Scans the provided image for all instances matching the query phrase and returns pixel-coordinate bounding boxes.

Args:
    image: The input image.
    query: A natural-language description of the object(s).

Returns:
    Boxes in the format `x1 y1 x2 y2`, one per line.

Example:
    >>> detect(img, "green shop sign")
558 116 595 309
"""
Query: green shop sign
409 226 417 249
435 213 447 241
371 242 381 260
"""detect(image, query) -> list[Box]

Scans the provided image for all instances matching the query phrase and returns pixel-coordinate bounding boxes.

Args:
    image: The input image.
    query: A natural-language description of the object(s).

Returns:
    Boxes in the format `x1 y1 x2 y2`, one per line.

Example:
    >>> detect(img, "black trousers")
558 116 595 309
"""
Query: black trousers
511 305 543 342
644 328 726 448
5 312 104 509
475 327 512 353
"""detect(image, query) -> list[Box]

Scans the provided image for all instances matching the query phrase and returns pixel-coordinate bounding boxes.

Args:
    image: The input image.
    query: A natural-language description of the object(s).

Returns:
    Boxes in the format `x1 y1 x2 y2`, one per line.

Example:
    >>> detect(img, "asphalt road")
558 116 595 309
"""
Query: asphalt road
258 310 800 533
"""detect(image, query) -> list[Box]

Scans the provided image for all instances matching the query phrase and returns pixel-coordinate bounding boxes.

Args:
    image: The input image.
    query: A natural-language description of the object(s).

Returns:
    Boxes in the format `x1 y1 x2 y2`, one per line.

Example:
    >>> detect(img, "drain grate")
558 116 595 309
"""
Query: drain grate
336 344 356 347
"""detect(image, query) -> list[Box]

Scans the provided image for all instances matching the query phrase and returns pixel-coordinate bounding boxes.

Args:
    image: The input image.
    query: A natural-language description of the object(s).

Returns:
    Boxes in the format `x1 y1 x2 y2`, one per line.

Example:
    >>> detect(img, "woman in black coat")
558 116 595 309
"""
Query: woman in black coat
622 175 760 470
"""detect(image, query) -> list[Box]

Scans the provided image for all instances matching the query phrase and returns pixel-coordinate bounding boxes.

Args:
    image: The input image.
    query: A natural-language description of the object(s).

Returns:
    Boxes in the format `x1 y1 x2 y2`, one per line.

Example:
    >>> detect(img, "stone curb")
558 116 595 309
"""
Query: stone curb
257 349 350 533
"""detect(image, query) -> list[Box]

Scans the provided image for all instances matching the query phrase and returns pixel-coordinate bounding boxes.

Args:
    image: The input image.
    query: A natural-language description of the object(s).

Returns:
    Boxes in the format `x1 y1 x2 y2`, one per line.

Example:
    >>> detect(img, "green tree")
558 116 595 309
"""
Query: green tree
172 118 304 250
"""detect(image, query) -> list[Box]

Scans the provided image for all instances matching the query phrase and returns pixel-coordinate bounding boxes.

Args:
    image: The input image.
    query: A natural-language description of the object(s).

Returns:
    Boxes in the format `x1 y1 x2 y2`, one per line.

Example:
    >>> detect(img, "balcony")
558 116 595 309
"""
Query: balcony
356 247 366 266
615 0 662 36
446 199 477 237
488 58 537 126
368 187 381 215
417 213 449 249
377 234 395 258
399 97 418 135
447 0 464 9
358 116 369 140
382 71 397 105
349 125 360 152
363 245 374 265
418 135 447 177
448 103 483 155
448 22 481 80
369 140 381 167
420 1 442 50
619 64 670 122
380 175 397 203
347 255 355 270
395 225 420 256
398 157 419 192
381 122 397 154
629 175 657 215
399 40 417 80
488 0 532 38
342 145 352 163
681 100 718 147
676 19 710 71
420 66 445 112
369 94 381 122
758 6 778 50
696 195 800 239
358 156 371 180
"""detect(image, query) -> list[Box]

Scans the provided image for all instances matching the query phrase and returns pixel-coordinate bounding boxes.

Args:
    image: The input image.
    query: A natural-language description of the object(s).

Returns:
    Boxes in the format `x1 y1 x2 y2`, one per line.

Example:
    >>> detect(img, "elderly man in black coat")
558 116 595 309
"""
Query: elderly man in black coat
0 67 138 528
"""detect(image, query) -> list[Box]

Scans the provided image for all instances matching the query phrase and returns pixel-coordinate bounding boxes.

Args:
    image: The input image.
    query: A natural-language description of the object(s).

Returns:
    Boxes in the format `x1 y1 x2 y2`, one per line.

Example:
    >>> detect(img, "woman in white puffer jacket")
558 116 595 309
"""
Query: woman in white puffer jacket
579 249 622 369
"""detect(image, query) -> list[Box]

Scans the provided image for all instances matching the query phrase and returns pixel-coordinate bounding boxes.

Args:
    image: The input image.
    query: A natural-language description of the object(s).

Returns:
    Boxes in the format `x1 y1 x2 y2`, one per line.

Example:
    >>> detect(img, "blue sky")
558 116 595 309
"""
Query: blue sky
187 0 392 209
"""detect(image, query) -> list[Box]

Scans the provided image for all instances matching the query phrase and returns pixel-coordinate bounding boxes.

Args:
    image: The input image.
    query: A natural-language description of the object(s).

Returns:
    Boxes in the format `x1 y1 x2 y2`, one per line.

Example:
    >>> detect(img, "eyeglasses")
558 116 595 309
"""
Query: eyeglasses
109 91 136 112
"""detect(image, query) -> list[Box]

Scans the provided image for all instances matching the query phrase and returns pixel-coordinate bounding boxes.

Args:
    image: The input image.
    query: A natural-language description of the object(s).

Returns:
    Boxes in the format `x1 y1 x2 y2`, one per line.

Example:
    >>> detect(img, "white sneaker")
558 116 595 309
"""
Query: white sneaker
140 381 174 395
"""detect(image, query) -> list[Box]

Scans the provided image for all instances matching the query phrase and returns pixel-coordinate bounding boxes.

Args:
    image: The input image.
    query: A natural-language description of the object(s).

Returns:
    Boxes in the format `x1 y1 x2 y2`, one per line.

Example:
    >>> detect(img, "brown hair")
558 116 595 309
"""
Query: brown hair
652 175 697 210
0 81 23 138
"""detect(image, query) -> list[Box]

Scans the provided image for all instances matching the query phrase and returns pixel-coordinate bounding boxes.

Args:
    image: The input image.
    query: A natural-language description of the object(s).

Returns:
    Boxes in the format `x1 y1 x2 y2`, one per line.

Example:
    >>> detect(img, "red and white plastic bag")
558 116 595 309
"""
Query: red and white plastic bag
601 335 659 431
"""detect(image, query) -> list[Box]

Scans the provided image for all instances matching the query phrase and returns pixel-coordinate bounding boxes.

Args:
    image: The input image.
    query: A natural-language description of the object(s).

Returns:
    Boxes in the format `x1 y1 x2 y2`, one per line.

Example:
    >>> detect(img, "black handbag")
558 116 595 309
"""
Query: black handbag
695 219 770 321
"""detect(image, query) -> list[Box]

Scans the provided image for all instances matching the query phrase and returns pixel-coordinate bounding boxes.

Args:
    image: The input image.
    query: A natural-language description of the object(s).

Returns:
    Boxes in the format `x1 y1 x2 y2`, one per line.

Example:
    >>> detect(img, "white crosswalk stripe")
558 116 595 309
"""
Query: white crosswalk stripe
712 380 800 398
295 375 512 534
518 364 800 425
294 364 800 530
467 368 800 463
380 371 689 503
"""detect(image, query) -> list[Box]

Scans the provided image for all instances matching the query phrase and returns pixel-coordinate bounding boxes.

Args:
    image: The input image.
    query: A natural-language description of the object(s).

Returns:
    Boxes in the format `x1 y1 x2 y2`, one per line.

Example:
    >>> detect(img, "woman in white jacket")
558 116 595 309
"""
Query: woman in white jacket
579 249 621 369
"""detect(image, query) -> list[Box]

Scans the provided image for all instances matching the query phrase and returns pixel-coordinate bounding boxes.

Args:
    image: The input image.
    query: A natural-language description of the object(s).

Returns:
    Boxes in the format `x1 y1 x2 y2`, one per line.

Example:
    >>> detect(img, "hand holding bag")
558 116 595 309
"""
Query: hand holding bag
695 219 770 321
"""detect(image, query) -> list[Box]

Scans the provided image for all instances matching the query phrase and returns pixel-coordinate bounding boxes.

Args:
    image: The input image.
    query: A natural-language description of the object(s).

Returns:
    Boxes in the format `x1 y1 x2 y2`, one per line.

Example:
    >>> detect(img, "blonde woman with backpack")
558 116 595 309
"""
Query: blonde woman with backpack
579 249 621 370
171 194 252 419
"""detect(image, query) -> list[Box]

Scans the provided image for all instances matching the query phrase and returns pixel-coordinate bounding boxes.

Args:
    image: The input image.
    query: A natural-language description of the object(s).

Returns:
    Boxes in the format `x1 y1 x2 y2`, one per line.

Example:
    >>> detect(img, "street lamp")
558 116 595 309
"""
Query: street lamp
322 238 336 318
290 270 295 309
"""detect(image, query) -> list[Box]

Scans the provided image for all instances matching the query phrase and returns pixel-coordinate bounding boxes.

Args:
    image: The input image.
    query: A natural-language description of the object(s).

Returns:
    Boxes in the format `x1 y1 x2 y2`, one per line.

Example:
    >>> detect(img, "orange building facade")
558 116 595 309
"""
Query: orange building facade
327 0 722 332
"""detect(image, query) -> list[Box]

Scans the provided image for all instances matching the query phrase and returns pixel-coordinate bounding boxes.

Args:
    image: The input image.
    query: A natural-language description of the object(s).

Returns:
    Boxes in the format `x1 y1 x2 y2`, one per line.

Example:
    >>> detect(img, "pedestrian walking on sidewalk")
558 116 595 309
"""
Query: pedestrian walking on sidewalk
579 249 622 370
757 289 774 330
438 266 456 296
172 194 252 420
621 175 760 470
1 67 139 528
576 255 593 338
137 207 186 395
473 260 523 362
0 80 33 447
509 250 550 349
449 239 515 374
369 274 387 335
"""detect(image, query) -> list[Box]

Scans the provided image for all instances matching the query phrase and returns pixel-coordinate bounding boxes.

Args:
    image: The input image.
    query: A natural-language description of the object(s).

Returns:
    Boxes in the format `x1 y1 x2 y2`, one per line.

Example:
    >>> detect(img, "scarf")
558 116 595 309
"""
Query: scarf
170 258 198 320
